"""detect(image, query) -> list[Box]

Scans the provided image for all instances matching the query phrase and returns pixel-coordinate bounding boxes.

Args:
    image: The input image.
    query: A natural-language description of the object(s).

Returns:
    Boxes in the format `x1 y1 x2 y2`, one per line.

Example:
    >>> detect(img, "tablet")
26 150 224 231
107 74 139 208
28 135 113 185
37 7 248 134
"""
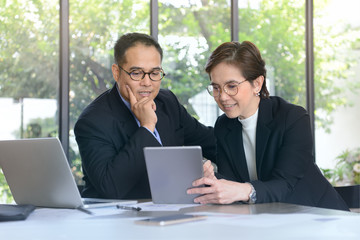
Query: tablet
143 146 204 204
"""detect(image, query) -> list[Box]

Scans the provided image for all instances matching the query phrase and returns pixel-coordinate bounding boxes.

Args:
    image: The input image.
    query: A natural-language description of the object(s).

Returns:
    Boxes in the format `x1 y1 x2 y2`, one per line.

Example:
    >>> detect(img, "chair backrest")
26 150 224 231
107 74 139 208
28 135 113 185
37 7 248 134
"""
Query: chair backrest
334 185 360 209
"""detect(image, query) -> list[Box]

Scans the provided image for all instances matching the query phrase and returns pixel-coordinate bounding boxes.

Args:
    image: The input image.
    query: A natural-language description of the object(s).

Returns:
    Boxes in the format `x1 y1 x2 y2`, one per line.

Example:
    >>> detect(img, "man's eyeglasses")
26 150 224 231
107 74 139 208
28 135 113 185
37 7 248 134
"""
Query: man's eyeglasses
118 65 166 81
206 80 247 97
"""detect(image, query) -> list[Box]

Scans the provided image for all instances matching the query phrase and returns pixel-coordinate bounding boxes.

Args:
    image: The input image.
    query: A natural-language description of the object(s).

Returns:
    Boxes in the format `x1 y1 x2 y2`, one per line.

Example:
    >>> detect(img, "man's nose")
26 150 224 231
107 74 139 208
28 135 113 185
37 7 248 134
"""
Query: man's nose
140 73 152 86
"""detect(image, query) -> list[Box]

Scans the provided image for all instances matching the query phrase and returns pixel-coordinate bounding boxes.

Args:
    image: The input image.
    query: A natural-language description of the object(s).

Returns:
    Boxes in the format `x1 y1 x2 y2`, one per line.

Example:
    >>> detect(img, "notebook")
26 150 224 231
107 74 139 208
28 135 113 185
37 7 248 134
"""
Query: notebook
143 146 204 204
0 138 136 209
0 204 36 221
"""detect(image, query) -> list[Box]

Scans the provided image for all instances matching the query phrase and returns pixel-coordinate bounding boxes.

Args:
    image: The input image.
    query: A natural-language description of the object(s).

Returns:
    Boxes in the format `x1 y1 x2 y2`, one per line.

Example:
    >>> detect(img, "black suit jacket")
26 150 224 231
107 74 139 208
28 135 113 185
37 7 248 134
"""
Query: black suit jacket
214 96 349 211
74 84 216 199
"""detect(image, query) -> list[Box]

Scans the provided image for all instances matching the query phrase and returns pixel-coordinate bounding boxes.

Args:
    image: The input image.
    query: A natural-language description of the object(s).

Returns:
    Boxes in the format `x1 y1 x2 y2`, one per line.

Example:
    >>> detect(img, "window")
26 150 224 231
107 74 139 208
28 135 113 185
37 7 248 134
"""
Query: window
68 0 150 185
2 0 359 204
158 0 231 125
0 0 59 203
238 0 306 107
314 0 360 183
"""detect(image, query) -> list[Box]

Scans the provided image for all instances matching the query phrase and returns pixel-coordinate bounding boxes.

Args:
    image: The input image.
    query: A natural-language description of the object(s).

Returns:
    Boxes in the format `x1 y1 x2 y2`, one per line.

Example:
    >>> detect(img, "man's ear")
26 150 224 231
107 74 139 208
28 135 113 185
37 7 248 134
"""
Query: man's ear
111 64 119 82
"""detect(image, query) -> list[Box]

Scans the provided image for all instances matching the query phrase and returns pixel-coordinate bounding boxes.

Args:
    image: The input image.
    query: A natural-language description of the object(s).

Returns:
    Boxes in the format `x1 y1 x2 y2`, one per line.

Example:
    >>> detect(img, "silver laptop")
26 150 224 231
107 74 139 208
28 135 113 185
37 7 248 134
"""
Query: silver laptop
143 146 204 204
0 138 135 209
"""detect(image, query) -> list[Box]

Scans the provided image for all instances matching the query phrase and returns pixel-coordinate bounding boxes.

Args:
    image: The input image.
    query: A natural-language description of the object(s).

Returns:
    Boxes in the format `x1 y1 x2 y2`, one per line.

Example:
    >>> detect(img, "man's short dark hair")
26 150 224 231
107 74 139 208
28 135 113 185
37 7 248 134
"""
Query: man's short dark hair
114 32 163 66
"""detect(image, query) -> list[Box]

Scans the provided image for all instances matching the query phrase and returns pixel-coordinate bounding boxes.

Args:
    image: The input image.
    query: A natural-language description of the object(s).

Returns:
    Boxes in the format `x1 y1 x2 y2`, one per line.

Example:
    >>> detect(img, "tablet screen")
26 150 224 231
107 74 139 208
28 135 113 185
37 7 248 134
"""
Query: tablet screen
143 146 204 204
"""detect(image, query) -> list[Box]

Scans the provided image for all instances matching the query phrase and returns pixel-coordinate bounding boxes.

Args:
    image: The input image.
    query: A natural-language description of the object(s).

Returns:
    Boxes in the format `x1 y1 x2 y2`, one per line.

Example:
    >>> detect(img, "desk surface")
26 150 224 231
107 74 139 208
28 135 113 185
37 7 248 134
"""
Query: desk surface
1 202 359 240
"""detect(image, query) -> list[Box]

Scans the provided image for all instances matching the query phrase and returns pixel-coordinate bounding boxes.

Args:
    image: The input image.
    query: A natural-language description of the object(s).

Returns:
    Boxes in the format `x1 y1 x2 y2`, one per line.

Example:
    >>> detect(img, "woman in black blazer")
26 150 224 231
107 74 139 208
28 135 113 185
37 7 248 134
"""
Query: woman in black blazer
188 41 349 211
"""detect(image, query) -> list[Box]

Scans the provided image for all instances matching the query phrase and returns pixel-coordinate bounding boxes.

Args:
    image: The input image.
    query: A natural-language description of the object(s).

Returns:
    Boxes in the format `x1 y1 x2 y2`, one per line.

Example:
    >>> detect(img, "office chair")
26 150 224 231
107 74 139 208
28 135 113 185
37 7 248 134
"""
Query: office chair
334 185 360 209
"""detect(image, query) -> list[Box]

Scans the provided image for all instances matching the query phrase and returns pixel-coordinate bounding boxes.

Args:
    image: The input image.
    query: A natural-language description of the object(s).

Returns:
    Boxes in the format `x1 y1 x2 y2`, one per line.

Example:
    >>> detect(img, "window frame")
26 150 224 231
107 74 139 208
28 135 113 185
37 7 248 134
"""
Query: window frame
58 0 315 160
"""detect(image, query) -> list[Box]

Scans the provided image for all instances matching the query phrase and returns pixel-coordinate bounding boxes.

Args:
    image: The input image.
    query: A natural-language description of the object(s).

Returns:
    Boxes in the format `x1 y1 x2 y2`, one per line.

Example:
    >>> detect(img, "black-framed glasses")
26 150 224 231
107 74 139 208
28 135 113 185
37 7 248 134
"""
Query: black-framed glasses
118 65 165 81
206 80 248 97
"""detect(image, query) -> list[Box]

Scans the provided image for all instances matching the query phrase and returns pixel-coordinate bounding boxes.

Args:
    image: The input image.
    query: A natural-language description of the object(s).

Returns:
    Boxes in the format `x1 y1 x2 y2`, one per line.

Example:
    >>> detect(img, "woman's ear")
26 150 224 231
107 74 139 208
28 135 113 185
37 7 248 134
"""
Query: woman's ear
254 75 264 93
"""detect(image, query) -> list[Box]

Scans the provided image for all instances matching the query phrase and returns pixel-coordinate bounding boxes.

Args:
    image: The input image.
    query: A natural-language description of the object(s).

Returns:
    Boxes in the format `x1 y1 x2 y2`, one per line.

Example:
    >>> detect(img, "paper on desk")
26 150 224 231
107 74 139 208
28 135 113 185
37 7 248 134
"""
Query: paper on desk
33 206 136 220
86 206 128 216
130 201 199 211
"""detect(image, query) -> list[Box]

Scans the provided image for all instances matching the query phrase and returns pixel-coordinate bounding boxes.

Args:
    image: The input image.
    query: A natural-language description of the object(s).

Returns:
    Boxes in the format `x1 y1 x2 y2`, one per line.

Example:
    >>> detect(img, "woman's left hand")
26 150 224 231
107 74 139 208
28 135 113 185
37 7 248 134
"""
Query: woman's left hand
202 160 216 180
187 177 252 204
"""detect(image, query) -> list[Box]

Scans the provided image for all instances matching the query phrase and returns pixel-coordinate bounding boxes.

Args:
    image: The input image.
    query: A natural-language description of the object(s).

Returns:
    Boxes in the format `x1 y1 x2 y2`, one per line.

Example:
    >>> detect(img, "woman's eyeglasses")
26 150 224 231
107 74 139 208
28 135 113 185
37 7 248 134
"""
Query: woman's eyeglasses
206 80 247 97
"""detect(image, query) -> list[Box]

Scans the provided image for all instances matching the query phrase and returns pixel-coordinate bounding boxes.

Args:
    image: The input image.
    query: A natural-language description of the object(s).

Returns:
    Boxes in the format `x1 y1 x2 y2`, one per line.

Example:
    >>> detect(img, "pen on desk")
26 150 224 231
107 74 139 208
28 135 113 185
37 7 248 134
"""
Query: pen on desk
116 205 141 211
77 207 93 215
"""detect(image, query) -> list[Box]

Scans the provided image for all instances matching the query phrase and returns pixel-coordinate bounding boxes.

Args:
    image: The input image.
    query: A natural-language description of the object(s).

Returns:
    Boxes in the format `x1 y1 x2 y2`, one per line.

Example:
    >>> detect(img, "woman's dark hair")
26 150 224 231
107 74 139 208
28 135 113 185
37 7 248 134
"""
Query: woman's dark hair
205 41 269 98
114 32 163 66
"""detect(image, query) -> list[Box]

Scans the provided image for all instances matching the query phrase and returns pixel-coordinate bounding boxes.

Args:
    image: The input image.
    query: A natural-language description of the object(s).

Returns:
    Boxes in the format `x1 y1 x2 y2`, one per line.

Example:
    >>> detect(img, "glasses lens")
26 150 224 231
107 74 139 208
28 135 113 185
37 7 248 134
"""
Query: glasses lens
224 82 239 96
129 69 164 81
129 70 143 81
207 85 219 97
149 70 164 81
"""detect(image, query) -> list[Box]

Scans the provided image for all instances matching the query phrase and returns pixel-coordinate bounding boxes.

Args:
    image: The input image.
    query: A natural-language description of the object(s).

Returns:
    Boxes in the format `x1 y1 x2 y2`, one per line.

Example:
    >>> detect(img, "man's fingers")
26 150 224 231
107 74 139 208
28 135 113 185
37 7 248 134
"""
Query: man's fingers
125 85 156 112
126 85 137 106
151 101 156 111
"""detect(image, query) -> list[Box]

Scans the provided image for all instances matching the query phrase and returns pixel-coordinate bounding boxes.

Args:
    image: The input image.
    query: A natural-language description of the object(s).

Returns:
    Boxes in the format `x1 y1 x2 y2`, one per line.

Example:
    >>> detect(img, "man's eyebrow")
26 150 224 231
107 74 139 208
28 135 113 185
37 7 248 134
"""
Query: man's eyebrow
128 66 142 71
128 66 162 71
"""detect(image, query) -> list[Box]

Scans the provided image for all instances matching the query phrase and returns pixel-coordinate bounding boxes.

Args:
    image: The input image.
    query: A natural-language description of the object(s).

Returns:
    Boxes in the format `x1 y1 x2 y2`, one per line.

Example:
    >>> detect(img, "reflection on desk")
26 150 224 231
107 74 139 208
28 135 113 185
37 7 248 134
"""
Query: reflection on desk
0 202 359 240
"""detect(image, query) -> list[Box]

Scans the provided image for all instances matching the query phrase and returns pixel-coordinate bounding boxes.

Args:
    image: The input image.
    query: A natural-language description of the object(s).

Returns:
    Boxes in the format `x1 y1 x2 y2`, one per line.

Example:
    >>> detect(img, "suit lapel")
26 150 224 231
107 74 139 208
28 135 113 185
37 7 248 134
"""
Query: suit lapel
224 119 250 182
108 84 139 138
256 98 273 177
154 99 173 146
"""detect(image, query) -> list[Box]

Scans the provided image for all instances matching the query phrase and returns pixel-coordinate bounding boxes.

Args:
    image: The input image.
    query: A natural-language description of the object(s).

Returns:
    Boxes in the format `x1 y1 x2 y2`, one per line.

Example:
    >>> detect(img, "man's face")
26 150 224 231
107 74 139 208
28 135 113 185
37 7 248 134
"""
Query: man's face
112 44 162 102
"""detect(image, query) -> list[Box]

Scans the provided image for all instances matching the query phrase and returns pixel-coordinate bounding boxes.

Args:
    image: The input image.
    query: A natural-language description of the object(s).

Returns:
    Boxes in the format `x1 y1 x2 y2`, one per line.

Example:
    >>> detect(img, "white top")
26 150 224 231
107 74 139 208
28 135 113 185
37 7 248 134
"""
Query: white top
238 109 259 181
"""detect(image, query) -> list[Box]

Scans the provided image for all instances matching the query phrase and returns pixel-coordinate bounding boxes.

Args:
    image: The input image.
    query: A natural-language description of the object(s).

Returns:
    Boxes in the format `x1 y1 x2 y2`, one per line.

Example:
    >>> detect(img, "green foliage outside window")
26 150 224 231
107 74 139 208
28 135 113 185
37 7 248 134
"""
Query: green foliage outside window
1 0 358 134
0 169 12 203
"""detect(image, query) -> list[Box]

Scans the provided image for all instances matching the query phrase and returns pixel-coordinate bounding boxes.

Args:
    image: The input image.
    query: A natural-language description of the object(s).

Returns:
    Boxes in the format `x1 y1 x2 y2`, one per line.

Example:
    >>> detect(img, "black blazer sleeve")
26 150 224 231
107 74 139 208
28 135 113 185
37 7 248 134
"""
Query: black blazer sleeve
252 104 314 203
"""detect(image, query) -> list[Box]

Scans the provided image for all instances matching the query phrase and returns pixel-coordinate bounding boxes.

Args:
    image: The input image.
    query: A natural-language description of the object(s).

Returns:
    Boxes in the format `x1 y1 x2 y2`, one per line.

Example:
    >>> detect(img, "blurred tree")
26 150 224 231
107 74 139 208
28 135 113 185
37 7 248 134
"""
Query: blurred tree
237 0 359 132
159 0 231 114
0 169 12 203
68 0 150 129
0 0 59 100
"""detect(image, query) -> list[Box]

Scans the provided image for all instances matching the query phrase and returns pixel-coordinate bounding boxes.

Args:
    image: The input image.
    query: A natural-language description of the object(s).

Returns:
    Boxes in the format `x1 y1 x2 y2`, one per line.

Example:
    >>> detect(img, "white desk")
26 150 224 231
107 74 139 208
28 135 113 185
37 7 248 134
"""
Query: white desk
1 202 359 240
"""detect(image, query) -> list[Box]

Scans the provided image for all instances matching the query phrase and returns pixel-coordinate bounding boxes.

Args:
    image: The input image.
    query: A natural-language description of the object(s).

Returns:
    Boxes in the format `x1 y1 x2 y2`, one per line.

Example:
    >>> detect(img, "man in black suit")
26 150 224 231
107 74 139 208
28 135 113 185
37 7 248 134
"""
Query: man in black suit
74 33 216 200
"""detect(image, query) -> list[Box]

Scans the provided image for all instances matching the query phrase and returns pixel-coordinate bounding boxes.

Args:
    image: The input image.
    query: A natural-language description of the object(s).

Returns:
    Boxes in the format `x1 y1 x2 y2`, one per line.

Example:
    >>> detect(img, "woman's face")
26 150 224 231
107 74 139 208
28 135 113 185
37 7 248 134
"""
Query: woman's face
209 62 262 119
